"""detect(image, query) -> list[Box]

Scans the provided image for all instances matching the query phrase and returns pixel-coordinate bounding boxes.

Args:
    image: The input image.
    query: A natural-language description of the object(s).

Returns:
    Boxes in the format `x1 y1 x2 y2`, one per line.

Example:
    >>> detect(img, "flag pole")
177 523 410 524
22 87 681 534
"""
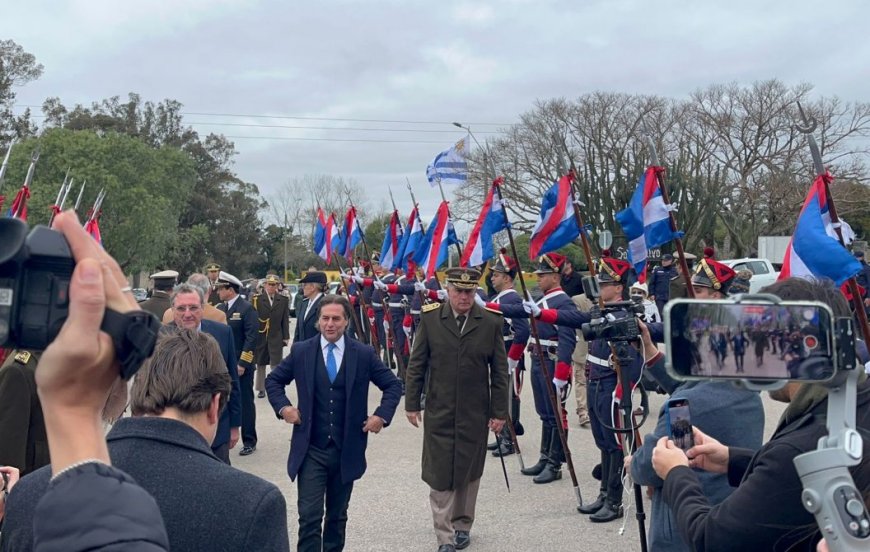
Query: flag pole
406 179 441 292
73 180 87 213
795 103 870 346
493 175 584 509
0 139 16 212
48 168 71 227
435 175 464 264
12 148 40 219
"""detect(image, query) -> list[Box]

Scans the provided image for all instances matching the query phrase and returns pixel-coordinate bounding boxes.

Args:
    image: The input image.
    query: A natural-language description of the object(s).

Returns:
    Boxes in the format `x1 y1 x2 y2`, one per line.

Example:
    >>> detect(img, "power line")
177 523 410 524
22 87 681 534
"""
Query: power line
186 121 501 134
223 135 450 144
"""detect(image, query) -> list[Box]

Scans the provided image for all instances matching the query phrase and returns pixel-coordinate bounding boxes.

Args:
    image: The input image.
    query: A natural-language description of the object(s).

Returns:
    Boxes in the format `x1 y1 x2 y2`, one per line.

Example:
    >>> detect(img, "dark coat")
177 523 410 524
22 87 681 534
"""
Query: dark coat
139 290 171 319
649 264 678 300
2 417 288 552
254 292 291 365
405 302 510 491
218 296 259 370
190 319 241 447
663 379 870 552
294 294 323 343
0 350 49 476
265 335 402 484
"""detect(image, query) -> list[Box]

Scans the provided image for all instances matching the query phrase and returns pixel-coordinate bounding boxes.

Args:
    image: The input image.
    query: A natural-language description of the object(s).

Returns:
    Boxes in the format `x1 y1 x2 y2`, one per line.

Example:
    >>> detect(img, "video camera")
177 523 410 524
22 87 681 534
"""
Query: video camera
580 275 645 342
0 218 75 349
663 294 869 551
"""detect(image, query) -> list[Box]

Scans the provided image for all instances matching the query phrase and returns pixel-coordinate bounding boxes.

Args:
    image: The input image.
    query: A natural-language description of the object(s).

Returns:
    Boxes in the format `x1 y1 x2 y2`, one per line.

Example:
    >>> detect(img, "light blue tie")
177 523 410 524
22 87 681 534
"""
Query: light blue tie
326 342 338 384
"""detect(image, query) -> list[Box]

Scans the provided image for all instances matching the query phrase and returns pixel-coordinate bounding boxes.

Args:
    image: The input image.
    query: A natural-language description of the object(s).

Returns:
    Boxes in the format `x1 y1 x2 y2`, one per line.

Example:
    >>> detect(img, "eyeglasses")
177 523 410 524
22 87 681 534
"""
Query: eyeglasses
174 305 202 313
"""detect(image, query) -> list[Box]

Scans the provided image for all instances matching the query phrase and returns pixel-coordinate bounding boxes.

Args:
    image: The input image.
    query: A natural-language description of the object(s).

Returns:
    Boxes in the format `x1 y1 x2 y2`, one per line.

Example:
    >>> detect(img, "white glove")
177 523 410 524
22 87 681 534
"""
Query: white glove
413 281 427 292
552 377 568 390
507 357 519 374
522 299 541 317
340 272 351 280
436 289 448 301
373 279 387 291
403 325 412 339
383 320 390 333
352 275 365 285
474 294 486 308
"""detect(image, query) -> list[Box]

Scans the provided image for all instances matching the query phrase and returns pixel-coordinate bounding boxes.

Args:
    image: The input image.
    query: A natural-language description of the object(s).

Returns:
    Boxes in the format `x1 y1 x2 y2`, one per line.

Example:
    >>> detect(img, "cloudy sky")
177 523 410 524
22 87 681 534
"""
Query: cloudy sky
5 0 869 222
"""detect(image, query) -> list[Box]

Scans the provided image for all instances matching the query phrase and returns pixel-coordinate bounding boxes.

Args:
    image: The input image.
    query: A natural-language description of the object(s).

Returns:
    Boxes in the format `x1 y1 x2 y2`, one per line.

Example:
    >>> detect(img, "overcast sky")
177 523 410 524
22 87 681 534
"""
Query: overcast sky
5 0 869 223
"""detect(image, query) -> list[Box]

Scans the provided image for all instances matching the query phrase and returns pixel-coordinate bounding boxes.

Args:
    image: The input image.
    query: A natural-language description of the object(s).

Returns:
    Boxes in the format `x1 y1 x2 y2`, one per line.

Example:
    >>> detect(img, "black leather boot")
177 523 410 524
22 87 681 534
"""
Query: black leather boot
487 440 498 451
491 428 515 457
533 427 563 484
578 451 609 514
590 451 624 522
520 424 551 476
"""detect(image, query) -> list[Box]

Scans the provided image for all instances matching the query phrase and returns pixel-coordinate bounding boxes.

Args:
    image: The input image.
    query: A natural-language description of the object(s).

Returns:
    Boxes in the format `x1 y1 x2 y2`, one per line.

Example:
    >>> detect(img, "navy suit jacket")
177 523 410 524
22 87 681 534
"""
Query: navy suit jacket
200 319 242 447
265 335 402 484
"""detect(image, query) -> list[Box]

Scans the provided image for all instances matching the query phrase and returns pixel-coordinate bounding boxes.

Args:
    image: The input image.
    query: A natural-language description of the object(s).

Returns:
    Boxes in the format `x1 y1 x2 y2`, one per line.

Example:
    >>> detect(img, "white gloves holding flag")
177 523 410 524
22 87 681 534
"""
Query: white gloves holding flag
474 294 486 308
436 289 448 301
373 279 387 291
383 320 390 333
413 281 427 293
552 377 568 390
522 299 541 318
507 357 519 374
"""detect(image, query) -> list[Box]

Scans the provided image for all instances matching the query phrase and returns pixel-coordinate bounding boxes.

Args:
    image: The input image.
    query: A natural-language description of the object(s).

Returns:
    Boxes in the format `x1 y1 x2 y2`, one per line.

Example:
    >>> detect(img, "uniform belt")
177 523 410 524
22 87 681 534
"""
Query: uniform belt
532 339 558 347
587 354 611 367
371 302 383 308
503 335 515 341
411 310 421 315
388 302 404 308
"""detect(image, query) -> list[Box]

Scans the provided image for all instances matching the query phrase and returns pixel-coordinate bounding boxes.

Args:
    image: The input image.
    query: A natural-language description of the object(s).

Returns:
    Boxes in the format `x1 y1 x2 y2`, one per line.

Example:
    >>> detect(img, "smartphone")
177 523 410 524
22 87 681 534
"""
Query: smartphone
666 398 695 452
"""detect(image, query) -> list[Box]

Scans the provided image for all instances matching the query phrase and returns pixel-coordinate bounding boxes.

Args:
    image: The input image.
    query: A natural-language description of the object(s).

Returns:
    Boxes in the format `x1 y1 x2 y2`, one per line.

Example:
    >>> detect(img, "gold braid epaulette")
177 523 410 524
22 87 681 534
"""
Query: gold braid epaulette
240 351 254 364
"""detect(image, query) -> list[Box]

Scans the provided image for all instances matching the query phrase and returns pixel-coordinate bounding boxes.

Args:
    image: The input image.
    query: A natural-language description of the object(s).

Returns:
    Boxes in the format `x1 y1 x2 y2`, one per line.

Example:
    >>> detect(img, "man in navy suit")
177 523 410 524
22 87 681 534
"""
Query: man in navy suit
266 294 402 552
170 283 241 464
294 271 327 343
215 271 260 456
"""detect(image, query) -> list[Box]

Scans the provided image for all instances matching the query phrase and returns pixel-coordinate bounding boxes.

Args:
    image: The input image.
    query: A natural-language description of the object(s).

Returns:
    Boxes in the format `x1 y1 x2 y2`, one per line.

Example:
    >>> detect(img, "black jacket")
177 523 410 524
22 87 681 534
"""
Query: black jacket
2 417 288 552
218 296 259 370
663 378 870 551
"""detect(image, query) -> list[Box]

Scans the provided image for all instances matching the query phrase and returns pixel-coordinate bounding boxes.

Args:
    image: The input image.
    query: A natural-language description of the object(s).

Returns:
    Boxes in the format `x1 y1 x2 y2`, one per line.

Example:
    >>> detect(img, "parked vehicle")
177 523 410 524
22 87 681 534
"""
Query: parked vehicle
132 288 148 302
286 284 299 317
720 258 780 293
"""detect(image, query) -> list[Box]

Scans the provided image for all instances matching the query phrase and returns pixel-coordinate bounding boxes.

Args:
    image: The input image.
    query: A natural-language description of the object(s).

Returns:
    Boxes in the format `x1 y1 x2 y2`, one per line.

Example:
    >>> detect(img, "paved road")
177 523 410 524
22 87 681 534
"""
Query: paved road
234 319 787 551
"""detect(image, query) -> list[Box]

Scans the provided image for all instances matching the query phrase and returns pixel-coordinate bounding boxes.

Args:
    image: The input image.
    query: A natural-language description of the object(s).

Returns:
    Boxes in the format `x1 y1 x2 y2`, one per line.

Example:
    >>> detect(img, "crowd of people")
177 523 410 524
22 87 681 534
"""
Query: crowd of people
0 213 868 551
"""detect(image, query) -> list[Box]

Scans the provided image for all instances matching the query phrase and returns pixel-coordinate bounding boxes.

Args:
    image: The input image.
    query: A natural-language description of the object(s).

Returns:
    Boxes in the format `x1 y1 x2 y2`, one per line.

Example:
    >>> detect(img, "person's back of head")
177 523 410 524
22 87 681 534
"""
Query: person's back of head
130 330 231 443
760 277 850 318
186 273 212 300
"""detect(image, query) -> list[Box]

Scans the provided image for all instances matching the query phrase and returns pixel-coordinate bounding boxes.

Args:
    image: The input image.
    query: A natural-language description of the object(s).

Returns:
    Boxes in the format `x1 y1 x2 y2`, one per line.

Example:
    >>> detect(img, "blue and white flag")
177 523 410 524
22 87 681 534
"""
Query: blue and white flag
426 137 469 187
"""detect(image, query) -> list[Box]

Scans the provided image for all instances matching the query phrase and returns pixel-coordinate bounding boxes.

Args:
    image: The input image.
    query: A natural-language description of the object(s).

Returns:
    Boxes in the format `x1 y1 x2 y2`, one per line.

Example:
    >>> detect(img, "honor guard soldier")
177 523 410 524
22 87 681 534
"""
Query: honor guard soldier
648 253 678 316
487 249 529 458
690 257 737 300
206 263 222 305
139 270 178 318
216 271 260 456
367 255 388 358
254 274 291 399
483 253 577 484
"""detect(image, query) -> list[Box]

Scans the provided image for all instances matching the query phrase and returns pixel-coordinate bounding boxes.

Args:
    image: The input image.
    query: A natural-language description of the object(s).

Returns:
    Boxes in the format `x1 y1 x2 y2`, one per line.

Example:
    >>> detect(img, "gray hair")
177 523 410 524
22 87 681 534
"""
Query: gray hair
171 283 204 306
186 273 211 298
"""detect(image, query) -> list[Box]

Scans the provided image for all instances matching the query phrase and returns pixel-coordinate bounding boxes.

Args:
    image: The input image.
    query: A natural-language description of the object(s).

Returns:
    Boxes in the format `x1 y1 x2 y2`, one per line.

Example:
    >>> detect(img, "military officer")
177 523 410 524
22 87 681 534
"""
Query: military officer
295 271 327 343
254 274 291 399
648 253 678 316
139 270 178 318
216 271 260 456
405 267 509 552
205 262 222 305
0 350 48 476
486 249 529 457
483 253 578 484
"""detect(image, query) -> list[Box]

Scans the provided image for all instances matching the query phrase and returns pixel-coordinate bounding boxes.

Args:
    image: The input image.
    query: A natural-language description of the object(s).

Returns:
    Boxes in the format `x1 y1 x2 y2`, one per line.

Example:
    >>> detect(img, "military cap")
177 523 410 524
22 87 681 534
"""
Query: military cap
150 269 179 282
597 257 631 283
703 247 715 259
661 253 674 261
217 271 243 291
533 253 566 274
692 258 736 293
264 274 281 285
491 248 518 278
445 267 481 290
299 271 327 285
205 263 221 272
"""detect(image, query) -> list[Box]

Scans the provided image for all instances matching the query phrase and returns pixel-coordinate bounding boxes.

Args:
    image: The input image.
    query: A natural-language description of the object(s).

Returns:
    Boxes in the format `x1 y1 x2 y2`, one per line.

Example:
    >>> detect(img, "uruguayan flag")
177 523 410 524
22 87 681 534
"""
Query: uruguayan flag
426 137 468 187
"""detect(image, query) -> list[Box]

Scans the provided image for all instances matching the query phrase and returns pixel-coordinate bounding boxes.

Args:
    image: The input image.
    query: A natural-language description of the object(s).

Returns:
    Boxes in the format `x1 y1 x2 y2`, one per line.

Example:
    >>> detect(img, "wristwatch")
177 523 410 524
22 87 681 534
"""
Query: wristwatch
100 309 161 380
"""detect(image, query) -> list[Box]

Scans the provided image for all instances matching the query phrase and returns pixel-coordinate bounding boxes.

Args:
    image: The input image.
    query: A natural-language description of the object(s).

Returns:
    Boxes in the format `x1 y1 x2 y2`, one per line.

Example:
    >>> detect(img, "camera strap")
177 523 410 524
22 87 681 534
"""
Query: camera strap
100 309 161 380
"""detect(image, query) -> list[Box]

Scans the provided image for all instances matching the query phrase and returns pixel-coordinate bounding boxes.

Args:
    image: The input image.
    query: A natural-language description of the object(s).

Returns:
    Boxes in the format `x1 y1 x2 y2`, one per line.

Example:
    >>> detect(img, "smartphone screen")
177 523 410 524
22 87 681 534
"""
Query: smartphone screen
667 398 694 451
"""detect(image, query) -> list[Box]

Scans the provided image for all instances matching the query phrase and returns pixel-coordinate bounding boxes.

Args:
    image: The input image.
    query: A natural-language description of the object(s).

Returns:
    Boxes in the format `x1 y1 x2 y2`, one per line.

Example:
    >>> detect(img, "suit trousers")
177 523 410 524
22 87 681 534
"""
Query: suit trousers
428 478 481 545
297 442 355 552
255 364 268 392
240 365 257 447
212 442 230 465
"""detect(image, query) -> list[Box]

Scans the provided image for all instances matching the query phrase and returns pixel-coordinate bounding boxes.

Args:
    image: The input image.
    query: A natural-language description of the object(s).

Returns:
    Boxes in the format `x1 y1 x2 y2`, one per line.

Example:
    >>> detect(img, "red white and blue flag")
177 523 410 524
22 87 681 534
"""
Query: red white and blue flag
528 174 580 259
379 209 404 269
615 166 681 282
342 206 363 261
414 201 460 278
393 206 424 271
329 213 343 262
779 173 861 286
461 178 508 267
313 207 332 261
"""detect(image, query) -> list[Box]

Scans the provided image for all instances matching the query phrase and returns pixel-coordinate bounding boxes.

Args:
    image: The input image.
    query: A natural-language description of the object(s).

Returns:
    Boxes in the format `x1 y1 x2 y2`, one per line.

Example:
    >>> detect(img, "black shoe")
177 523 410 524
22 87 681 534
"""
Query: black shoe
487 440 499 451
437 545 456 552
239 446 256 456
257 391 265 399
491 440 514 457
454 530 470 550
589 501 623 523
577 493 606 514
520 457 547 476
532 463 562 484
